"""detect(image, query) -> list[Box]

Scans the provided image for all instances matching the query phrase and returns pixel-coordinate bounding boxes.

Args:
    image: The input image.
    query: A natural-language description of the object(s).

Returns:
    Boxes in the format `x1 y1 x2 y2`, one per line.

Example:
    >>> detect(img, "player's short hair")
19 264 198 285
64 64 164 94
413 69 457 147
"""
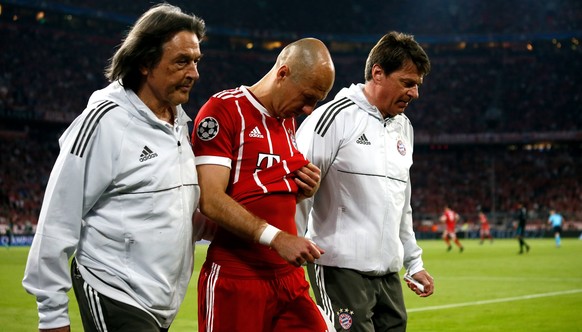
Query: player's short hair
364 31 430 81
105 3 206 91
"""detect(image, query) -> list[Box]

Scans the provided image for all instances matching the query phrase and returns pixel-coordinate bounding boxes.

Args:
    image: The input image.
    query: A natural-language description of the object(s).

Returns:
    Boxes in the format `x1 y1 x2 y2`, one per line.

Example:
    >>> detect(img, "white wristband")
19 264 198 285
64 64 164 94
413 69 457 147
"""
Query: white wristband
259 225 281 246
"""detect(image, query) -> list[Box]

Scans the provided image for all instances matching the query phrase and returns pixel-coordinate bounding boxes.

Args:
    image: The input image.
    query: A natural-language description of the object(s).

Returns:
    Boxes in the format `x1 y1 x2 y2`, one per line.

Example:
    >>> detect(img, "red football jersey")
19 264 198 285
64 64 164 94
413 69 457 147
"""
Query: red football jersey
442 209 458 233
479 213 490 231
192 86 308 276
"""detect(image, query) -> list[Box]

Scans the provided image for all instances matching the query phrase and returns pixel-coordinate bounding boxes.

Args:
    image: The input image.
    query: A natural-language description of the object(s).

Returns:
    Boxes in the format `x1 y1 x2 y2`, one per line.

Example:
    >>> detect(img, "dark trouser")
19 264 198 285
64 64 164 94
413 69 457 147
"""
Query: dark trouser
71 258 168 332
308 264 407 332
516 227 529 252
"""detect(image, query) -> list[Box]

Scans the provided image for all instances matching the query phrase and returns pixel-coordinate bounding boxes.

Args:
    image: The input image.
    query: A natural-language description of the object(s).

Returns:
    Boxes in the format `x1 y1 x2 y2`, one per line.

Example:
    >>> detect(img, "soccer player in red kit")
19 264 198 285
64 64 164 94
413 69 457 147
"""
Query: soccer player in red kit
440 205 464 252
478 211 493 244
192 38 335 332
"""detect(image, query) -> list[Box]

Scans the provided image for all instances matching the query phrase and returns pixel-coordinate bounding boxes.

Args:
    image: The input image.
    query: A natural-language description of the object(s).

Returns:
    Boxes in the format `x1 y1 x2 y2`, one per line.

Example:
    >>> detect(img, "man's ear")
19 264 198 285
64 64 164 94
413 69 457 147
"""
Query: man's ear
276 65 290 81
139 63 149 76
372 64 385 83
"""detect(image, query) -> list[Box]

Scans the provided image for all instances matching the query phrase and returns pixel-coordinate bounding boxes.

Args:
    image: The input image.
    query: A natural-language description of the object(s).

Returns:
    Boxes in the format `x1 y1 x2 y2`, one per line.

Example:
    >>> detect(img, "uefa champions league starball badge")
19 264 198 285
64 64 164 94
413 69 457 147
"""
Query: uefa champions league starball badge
397 139 406 156
337 308 353 330
197 117 219 141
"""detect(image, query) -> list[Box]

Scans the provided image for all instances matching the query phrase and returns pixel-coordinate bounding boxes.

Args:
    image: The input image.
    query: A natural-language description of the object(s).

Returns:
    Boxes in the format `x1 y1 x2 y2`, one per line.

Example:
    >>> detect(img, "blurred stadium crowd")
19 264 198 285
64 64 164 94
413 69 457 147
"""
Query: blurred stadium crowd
1 0 581 238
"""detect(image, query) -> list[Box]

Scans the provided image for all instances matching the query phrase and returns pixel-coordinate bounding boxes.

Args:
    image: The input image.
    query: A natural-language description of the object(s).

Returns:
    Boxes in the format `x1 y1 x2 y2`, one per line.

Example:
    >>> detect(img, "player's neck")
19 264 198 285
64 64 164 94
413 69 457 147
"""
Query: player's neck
248 83 274 117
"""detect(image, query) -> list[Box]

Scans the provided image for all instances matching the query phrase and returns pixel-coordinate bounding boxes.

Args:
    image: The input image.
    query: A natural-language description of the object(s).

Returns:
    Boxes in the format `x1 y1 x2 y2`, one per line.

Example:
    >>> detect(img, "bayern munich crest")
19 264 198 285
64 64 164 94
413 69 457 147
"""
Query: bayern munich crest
337 308 353 330
197 116 219 141
397 139 406 156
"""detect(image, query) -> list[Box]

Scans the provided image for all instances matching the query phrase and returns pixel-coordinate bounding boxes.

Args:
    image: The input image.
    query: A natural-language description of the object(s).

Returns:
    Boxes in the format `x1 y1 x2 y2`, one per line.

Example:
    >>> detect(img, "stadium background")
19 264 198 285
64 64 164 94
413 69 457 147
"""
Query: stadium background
1 0 581 245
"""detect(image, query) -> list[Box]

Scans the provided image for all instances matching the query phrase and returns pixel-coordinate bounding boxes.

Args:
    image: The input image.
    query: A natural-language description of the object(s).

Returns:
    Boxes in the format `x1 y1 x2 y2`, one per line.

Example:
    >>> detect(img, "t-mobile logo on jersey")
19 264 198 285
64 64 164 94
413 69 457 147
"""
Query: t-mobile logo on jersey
256 153 281 170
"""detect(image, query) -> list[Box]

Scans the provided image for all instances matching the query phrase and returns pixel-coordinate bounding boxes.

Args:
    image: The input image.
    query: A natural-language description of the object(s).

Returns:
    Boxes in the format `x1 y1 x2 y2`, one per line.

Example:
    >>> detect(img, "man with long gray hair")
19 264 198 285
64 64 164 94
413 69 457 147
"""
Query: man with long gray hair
23 4 205 331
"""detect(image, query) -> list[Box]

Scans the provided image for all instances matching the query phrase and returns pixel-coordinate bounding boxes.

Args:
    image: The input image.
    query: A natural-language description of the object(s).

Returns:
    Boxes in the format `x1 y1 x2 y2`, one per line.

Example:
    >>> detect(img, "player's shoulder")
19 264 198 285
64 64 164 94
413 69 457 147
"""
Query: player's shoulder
198 88 246 119
211 87 245 101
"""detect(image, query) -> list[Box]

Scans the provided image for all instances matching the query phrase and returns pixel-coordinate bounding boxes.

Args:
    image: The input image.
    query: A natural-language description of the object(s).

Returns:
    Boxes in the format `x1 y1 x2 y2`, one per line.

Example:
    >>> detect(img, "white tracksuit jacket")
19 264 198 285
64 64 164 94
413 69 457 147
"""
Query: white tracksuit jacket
296 83 424 276
22 81 200 329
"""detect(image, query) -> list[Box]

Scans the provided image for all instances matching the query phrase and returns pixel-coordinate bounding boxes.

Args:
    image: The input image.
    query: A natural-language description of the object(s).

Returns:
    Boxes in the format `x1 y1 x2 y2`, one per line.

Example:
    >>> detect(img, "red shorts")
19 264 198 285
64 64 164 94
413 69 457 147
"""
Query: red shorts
443 229 457 239
198 262 328 332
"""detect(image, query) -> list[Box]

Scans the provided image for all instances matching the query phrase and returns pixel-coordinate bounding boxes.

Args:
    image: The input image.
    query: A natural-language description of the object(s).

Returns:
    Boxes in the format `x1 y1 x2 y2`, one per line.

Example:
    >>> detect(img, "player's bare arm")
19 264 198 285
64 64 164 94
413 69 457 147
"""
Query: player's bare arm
294 162 321 203
197 164 268 242
197 164 324 266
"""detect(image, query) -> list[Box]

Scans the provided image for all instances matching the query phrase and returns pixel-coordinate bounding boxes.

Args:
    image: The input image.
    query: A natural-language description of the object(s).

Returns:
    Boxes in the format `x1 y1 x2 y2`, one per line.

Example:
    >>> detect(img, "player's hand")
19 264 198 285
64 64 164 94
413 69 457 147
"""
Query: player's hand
405 270 434 297
270 232 324 267
294 163 321 202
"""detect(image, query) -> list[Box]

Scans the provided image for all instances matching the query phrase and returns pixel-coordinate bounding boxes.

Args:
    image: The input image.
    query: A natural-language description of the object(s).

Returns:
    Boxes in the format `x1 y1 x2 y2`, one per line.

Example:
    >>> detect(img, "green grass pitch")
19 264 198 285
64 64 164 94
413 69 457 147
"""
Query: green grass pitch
2 238 581 331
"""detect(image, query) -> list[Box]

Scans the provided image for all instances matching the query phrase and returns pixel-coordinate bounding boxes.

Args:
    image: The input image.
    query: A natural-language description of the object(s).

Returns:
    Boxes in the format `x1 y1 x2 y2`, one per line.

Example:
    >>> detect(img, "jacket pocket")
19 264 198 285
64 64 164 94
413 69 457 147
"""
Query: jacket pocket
124 233 135 279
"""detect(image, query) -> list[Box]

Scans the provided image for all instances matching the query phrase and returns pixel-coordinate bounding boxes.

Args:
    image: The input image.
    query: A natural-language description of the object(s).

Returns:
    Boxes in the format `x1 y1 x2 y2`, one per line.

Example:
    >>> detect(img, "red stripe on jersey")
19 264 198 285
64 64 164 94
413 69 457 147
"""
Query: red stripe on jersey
233 154 308 202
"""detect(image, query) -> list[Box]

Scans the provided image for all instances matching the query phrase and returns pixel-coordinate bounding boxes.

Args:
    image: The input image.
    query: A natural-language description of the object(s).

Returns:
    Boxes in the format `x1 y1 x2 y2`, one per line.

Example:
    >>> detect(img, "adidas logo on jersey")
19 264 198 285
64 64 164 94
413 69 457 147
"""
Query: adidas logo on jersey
139 145 158 162
356 134 371 145
249 126 264 138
